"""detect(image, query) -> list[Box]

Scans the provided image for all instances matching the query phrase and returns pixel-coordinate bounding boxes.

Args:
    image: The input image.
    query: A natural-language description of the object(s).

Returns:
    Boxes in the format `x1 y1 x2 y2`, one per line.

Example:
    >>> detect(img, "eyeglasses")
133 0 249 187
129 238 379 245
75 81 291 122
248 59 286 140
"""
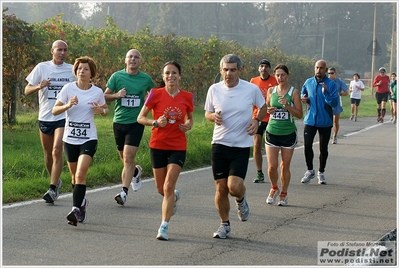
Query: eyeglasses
328 72 335 75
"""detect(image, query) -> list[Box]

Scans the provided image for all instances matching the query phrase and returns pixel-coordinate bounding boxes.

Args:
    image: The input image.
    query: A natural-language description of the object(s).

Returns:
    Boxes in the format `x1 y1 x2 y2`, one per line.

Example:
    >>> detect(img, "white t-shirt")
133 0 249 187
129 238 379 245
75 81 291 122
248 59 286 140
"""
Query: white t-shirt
26 61 76 121
204 79 265 147
349 80 365 99
57 82 106 145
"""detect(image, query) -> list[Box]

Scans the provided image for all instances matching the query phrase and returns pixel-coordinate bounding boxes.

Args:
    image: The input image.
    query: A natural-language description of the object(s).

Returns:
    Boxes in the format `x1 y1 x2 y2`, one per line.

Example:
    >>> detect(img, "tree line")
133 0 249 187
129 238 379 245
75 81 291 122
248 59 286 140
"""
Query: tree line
3 9 318 124
4 2 396 75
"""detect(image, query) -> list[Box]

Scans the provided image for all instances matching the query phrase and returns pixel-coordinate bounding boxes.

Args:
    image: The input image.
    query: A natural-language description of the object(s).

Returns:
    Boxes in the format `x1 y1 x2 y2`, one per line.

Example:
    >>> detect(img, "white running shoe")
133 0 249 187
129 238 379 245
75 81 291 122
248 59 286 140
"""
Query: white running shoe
278 195 288 206
156 223 169 241
55 178 62 200
172 189 181 216
318 171 326 184
266 188 280 204
114 190 127 205
301 170 315 184
131 165 143 191
235 195 250 221
213 223 231 239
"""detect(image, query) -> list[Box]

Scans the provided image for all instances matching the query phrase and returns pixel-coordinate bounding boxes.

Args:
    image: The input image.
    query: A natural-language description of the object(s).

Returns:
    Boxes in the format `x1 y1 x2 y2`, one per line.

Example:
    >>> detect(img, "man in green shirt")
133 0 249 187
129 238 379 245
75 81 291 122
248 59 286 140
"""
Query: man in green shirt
104 49 155 205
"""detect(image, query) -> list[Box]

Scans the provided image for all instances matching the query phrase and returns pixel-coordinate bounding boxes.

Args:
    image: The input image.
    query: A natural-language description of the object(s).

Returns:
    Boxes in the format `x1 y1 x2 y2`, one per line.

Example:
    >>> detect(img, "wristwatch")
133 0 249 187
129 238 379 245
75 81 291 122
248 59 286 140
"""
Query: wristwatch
152 120 158 128
255 117 261 126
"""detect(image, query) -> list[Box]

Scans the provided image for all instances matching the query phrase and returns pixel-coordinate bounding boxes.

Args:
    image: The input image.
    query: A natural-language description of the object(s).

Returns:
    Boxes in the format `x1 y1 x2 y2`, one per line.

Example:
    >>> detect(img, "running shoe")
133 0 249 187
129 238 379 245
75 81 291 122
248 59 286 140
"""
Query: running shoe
131 165 143 191
317 171 326 184
393 116 396 124
253 172 265 183
350 114 354 121
213 222 231 239
278 195 288 206
301 170 315 184
54 178 62 200
266 188 280 204
114 190 127 205
78 198 89 223
354 116 357 122
67 207 80 226
172 189 180 216
156 223 169 241
332 137 337 144
42 188 57 203
235 195 250 221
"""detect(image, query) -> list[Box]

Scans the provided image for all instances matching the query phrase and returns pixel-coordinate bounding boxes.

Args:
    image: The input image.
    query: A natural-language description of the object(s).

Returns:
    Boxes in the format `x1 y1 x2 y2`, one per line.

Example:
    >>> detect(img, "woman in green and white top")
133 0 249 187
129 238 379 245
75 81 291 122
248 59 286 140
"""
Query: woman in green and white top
265 64 303 206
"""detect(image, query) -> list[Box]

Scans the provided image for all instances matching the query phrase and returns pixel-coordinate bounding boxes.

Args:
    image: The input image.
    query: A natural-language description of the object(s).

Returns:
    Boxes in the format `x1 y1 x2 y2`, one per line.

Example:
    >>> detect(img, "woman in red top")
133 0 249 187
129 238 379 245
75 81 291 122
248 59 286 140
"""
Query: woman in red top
137 61 194 241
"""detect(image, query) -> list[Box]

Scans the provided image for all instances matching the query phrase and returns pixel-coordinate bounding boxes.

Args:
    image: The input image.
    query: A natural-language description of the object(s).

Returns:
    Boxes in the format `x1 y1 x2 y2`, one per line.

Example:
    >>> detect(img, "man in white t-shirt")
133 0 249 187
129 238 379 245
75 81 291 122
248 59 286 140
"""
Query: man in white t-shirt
25 40 76 203
204 54 267 239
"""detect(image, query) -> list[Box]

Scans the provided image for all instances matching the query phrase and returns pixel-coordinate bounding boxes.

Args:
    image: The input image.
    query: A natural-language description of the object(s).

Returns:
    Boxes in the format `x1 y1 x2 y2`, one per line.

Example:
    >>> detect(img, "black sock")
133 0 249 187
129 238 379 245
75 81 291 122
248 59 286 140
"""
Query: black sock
73 184 86 208
222 220 230 226
49 184 56 191
237 197 244 203
134 167 138 177
123 187 129 195
257 170 263 174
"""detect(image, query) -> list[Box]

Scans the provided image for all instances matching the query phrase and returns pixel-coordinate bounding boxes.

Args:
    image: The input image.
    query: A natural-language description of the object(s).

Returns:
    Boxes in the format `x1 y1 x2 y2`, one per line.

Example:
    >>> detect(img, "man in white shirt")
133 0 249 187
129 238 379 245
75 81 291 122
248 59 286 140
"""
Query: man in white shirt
204 54 267 239
25 40 76 203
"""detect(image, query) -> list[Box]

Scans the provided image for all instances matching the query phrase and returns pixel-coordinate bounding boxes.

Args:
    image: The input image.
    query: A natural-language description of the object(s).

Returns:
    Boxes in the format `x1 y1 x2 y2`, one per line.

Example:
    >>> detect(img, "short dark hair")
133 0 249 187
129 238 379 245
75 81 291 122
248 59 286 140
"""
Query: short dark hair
353 73 360 78
73 56 97 78
259 59 271 68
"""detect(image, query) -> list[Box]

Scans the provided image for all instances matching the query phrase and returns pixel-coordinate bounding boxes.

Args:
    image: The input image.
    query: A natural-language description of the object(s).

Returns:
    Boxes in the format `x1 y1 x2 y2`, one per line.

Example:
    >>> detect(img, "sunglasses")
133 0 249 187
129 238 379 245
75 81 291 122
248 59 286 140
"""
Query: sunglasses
328 72 335 75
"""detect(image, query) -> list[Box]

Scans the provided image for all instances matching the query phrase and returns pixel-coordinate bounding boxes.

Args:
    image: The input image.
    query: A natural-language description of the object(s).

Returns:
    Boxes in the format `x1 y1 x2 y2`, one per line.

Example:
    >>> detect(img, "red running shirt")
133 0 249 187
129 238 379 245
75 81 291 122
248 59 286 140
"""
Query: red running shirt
144 87 194 150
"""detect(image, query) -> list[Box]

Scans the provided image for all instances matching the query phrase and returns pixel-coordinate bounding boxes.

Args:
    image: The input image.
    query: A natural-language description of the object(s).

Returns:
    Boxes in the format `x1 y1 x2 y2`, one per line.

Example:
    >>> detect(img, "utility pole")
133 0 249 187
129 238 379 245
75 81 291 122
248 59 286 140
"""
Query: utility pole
336 23 339 63
371 3 377 92
389 3 396 74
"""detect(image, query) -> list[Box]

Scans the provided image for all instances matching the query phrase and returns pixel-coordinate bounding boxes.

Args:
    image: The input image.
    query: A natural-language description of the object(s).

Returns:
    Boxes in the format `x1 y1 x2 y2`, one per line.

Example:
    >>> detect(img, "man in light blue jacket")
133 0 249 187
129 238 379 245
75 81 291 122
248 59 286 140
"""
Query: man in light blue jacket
300 60 339 185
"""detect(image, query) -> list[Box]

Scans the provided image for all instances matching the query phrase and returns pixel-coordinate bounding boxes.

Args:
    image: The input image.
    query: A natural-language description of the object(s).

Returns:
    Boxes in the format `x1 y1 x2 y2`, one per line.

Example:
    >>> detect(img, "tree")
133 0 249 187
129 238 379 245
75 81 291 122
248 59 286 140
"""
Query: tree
2 9 34 124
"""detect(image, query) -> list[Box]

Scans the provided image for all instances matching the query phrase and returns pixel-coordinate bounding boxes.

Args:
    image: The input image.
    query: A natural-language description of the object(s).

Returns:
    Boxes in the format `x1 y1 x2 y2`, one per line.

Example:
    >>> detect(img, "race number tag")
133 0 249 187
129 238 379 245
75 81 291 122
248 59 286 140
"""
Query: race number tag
271 108 289 120
121 94 140 108
47 85 62 99
67 121 90 139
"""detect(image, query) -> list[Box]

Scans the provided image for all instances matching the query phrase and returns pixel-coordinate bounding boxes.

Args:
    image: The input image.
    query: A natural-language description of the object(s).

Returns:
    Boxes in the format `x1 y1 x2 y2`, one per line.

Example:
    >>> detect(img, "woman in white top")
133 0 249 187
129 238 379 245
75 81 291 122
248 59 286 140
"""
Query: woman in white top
349 73 365 122
52 56 108 226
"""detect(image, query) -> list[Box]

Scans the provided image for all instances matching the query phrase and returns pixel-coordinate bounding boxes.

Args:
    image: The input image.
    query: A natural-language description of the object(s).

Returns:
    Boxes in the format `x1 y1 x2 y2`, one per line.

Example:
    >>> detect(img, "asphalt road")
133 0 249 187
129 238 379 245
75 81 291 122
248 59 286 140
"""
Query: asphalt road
2 117 397 266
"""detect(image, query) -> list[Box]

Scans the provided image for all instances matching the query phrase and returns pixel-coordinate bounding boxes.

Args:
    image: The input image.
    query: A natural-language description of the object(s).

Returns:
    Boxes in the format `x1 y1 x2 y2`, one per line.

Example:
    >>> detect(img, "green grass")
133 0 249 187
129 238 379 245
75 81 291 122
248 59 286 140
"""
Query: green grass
2 86 388 204
2 105 214 203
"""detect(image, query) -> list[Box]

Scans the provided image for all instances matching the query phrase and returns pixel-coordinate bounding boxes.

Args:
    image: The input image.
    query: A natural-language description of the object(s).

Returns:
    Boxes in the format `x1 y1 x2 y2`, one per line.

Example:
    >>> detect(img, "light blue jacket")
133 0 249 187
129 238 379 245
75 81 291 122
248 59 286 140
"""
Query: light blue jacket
301 75 339 127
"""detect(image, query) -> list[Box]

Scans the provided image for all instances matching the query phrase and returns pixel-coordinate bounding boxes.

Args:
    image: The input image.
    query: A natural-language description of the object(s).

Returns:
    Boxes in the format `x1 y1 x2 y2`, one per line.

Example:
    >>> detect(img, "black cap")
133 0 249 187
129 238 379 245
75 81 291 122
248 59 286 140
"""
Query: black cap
259 59 271 67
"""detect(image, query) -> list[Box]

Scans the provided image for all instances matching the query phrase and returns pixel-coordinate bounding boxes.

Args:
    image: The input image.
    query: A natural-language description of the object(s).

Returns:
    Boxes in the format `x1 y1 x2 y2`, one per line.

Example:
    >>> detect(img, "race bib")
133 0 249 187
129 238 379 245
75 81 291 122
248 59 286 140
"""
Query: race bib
121 94 140 108
47 85 62 99
67 121 90 139
271 108 289 120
